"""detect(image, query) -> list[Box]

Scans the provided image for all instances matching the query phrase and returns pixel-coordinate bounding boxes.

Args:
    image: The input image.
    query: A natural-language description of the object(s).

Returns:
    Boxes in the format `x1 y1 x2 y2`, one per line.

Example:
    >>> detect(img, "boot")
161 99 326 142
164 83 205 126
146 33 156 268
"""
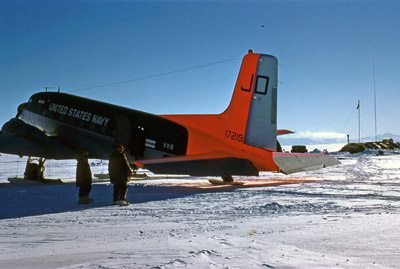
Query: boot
119 200 131 206
78 196 94 205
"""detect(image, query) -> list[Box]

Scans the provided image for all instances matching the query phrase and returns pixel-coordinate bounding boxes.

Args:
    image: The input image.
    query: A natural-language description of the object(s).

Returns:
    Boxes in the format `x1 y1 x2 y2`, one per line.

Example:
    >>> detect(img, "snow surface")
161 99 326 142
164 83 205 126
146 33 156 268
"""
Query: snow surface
1 148 400 268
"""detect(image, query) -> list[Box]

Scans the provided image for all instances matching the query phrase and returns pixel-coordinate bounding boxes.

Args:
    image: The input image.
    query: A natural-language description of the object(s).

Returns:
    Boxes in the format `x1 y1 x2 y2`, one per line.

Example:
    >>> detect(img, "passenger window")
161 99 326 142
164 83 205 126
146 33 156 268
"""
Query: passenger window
255 76 269 95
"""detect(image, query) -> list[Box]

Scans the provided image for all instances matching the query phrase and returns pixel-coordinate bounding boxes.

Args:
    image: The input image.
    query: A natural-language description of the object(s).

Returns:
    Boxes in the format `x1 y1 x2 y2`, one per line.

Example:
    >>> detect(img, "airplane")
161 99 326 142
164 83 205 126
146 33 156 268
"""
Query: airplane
0 50 340 183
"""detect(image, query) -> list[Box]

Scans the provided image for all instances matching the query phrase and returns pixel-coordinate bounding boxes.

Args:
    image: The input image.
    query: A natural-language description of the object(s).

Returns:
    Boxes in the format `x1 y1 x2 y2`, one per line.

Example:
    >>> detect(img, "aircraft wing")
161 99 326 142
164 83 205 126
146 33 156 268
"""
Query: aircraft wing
0 134 76 159
0 118 77 159
135 151 340 177
272 152 340 174
0 118 102 159
134 152 259 177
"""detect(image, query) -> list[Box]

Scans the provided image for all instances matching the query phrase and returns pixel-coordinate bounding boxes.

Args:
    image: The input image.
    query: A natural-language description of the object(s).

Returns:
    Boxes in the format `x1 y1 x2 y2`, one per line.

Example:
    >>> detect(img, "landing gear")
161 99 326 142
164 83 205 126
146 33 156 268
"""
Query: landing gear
24 157 46 181
222 175 234 183
131 163 139 175
8 157 63 184
208 175 244 186
130 159 149 178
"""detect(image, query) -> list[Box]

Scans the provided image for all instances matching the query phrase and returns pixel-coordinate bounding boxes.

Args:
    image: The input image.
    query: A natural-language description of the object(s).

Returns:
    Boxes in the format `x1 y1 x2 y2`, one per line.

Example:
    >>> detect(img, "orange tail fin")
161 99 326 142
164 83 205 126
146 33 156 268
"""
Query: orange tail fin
161 50 278 152
222 50 278 150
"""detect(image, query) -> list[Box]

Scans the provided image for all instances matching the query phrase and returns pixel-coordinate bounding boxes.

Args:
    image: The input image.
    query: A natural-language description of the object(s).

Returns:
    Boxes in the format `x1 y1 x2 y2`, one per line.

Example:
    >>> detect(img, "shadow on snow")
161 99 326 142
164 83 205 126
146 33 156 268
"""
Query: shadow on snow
0 182 237 219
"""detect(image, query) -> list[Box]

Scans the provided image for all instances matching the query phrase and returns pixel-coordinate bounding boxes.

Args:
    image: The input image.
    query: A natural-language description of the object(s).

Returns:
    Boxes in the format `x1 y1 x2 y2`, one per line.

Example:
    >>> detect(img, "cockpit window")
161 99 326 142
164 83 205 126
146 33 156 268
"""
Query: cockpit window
255 76 269 95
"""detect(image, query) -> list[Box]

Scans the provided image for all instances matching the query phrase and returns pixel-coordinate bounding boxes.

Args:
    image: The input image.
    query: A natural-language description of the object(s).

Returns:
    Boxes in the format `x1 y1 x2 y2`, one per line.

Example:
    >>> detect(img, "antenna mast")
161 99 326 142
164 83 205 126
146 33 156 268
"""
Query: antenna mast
373 57 377 141
358 100 361 143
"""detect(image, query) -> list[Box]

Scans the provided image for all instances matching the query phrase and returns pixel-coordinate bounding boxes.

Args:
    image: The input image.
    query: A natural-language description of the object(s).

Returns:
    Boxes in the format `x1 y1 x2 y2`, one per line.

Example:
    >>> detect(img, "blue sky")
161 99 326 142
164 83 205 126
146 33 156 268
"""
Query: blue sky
1 0 399 143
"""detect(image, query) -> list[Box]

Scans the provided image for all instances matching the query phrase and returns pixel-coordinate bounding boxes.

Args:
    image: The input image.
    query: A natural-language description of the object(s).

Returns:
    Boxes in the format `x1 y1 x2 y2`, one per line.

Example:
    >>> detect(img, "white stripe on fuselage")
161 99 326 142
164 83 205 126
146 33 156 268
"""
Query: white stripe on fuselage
145 138 156 149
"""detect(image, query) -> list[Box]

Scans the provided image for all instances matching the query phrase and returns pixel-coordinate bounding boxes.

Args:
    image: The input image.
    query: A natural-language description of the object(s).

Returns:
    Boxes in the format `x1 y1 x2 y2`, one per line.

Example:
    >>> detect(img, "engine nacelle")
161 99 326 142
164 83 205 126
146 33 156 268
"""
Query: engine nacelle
1 118 48 141
0 118 76 159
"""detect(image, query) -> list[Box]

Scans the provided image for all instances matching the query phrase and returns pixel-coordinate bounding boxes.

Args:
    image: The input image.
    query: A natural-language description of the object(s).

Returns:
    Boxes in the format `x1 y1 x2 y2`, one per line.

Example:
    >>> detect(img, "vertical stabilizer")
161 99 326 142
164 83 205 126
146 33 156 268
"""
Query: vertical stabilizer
244 54 278 150
161 51 279 154
223 51 278 150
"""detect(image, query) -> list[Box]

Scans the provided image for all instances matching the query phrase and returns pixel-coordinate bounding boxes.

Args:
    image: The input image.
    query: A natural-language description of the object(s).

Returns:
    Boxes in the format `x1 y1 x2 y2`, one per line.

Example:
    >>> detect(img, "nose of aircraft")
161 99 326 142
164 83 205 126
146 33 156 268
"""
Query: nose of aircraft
17 103 27 118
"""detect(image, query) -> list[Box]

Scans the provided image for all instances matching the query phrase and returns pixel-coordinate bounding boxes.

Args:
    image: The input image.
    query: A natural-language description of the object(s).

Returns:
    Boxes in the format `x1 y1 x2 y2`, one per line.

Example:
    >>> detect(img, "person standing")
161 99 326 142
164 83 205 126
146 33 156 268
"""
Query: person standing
76 150 93 204
108 145 133 206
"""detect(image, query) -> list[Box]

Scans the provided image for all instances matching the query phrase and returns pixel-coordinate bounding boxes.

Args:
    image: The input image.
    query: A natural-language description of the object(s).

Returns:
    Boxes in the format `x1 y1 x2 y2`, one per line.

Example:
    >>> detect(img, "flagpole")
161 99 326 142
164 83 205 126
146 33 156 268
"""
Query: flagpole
358 100 360 143
373 57 377 141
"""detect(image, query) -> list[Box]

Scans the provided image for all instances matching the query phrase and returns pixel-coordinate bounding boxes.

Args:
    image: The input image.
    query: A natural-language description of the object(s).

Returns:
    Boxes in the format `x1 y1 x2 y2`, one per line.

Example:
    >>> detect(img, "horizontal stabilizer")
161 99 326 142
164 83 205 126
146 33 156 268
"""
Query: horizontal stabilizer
277 129 294 136
135 153 259 177
272 152 340 174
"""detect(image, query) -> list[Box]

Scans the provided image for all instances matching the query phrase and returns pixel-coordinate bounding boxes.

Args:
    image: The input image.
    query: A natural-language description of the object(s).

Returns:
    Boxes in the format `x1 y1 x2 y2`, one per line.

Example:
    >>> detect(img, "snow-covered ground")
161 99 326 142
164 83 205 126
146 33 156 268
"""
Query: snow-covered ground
1 148 400 268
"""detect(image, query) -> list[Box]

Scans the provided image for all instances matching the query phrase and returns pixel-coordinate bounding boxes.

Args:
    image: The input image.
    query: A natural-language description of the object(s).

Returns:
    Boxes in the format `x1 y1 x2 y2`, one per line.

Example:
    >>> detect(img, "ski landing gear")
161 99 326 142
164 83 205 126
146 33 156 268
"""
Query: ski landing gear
208 175 244 186
8 157 64 184
24 157 46 181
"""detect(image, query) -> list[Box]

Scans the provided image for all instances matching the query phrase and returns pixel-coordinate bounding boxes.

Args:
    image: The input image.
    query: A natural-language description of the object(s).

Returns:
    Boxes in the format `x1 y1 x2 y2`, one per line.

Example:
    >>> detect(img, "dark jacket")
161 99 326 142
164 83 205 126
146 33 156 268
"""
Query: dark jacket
76 156 92 187
108 150 133 184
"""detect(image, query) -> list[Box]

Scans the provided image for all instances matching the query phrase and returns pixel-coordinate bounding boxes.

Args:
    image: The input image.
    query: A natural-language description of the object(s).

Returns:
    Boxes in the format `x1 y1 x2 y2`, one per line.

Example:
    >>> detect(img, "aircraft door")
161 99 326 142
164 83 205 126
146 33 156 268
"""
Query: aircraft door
131 120 146 158
115 114 131 148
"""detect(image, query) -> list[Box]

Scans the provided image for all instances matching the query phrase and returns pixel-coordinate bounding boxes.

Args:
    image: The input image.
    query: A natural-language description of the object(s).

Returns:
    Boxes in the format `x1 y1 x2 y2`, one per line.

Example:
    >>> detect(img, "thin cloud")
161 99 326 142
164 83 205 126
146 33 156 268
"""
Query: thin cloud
291 131 347 140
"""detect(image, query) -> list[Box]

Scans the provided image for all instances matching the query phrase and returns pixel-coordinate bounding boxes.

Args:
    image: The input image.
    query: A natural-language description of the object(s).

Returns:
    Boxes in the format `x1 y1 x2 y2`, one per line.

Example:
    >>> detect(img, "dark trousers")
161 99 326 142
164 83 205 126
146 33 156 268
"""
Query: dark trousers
113 183 128 201
79 183 92 198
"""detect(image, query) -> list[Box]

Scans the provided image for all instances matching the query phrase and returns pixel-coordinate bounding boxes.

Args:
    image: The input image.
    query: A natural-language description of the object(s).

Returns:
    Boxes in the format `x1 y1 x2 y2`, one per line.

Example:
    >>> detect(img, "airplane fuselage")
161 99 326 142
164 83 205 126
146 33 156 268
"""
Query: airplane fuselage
19 92 188 161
